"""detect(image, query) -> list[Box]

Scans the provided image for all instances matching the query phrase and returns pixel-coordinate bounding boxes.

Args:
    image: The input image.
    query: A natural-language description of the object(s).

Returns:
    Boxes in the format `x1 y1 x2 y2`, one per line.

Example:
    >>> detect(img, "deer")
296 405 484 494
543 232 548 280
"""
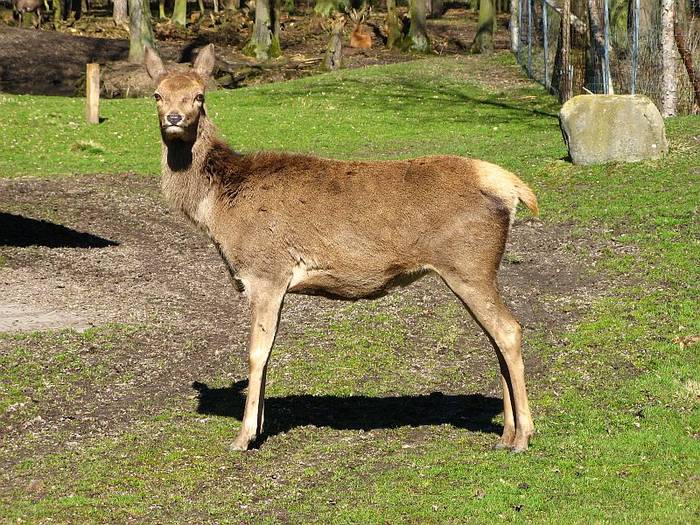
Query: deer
144 44 537 453
13 0 43 28
349 6 372 49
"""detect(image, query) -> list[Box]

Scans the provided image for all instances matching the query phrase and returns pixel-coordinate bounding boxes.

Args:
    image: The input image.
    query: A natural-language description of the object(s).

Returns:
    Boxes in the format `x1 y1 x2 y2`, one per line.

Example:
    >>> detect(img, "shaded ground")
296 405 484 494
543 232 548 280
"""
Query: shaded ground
0 172 609 467
0 8 512 96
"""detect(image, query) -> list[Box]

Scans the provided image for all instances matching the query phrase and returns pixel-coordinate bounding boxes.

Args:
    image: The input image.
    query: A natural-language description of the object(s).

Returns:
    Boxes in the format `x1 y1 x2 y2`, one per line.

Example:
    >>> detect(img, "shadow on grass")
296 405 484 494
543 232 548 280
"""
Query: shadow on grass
0 212 118 248
275 75 559 123
193 380 503 446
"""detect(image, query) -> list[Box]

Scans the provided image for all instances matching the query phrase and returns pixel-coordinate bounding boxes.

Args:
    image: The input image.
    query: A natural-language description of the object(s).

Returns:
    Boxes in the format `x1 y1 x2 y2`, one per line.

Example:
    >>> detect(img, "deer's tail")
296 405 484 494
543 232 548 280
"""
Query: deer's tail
476 160 539 221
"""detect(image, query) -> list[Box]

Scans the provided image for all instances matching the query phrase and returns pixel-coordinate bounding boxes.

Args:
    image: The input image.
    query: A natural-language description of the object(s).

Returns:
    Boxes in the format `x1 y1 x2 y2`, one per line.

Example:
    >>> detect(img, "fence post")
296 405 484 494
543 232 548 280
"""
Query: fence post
518 0 524 59
542 0 548 89
527 0 533 76
631 0 639 94
602 0 612 93
85 63 100 125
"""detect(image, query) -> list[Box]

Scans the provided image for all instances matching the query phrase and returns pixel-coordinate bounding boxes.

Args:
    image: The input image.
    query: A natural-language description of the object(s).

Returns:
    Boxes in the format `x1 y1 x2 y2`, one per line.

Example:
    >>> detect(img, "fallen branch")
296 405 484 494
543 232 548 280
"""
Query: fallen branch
545 0 586 34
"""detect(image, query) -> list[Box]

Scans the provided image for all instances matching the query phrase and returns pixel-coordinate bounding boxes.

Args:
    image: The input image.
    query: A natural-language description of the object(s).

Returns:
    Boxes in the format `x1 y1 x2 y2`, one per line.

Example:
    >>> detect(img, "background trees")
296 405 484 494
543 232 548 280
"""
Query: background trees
128 0 156 62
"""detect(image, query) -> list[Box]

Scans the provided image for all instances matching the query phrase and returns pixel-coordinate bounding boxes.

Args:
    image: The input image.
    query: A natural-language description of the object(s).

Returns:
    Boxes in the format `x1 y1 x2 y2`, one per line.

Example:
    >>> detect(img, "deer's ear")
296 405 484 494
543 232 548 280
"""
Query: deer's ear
193 44 216 80
144 47 165 81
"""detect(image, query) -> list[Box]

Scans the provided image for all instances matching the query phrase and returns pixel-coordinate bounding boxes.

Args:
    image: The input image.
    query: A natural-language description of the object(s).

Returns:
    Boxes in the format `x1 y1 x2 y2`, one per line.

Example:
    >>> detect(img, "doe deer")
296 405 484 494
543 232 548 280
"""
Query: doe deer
144 44 536 452
13 0 43 27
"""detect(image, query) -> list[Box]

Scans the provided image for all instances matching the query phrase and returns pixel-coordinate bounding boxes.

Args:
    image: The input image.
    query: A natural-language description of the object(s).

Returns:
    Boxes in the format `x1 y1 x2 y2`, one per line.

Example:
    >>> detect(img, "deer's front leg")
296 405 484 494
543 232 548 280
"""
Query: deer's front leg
230 284 285 451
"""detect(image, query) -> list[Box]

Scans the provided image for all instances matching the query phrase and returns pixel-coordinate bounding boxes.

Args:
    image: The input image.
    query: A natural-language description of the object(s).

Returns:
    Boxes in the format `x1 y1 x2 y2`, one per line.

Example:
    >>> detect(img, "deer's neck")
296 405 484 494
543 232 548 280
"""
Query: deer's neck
160 115 219 229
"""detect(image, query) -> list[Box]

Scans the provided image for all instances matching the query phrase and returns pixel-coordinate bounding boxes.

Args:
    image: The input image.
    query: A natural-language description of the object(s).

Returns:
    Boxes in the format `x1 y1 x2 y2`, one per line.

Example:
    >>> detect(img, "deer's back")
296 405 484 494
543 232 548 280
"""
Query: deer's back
207 152 512 297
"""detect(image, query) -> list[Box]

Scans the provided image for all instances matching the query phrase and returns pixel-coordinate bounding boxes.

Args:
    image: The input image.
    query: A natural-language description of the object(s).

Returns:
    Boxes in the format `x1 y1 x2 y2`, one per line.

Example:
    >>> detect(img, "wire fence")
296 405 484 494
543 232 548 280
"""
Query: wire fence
514 0 700 114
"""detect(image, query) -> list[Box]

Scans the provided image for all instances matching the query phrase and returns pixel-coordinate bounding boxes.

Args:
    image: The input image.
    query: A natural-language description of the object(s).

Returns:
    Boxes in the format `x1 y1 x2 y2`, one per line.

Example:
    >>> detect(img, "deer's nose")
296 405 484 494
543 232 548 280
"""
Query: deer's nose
166 114 183 125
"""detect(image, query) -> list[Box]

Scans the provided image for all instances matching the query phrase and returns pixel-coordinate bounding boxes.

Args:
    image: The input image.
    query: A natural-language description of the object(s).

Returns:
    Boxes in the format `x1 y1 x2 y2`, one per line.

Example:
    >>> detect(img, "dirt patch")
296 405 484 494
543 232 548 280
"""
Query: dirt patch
0 8 513 96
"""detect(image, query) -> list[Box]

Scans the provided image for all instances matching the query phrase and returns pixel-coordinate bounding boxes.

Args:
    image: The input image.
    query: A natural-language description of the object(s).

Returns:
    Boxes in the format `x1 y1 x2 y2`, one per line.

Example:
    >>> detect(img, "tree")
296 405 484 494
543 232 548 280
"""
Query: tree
113 0 128 25
314 0 348 17
661 0 678 116
53 0 63 23
471 0 495 54
509 0 519 53
173 0 187 26
586 0 613 93
408 0 429 52
128 0 156 63
244 0 282 60
559 0 572 101
385 0 403 49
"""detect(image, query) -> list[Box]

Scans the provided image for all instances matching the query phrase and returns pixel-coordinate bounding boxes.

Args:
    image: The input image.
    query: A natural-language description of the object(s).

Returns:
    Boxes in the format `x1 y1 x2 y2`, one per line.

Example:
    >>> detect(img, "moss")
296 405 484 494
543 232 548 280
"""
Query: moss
269 35 283 59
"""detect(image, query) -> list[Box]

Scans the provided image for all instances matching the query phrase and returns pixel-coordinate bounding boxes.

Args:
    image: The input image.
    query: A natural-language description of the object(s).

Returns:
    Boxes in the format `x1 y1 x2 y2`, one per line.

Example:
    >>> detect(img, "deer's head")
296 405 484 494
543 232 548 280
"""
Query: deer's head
145 44 216 144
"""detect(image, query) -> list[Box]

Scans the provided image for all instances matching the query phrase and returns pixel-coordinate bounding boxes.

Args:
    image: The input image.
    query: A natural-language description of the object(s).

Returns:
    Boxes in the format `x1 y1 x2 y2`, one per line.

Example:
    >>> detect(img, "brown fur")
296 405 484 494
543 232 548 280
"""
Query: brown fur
144 45 537 453
14 0 43 27
349 7 372 49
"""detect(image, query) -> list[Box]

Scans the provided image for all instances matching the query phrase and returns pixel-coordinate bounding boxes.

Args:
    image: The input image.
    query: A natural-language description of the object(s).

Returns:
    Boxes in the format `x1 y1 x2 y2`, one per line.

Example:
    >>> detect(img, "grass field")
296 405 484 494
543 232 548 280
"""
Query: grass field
1 52 699 523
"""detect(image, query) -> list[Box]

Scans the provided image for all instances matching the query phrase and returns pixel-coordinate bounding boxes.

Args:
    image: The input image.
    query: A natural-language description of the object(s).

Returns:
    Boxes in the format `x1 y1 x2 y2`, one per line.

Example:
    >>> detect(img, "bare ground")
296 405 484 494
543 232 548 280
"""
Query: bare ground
0 172 612 468
0 8 513 96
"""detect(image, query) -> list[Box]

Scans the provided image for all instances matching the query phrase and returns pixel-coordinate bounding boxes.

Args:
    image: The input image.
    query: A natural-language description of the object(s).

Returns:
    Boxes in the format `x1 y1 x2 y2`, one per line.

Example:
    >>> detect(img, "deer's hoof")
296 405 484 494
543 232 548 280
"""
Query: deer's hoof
229 435 253 452
492 441 514 451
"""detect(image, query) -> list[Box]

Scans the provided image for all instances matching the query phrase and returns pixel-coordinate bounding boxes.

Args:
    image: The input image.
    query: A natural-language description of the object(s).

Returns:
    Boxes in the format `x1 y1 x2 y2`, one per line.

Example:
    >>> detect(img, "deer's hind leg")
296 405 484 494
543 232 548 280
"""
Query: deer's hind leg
439 271 534 452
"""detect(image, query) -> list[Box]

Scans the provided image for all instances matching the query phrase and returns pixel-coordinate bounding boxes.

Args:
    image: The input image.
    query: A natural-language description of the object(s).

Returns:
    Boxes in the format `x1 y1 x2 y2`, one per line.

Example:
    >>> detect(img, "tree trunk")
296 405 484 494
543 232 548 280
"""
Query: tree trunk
674 5 700 111
661 0 678 116
586 0 612 93
509 0 519 53
426 0 443 18
471 0 495 54
128 0 156 63
53 0 63 23
324 16 345 70
113 0 128 24
408 0 429 52
559 0 572 101
159 0 166 18
173 0 187 26
386 0 402 48
244 0 282 60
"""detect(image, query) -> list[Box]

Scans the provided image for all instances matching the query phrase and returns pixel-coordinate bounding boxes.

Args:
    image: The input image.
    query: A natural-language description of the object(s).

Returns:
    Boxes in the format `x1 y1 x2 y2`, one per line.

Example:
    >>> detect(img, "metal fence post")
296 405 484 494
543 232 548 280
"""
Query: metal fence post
519 0 524 60
631 0 639 94
527 0 533 76
603 0 611 93
543 0 549 89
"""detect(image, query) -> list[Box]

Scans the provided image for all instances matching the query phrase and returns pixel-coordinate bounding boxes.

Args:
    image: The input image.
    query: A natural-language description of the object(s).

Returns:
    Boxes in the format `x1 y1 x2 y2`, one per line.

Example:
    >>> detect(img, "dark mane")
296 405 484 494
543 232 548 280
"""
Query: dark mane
204 139 331 203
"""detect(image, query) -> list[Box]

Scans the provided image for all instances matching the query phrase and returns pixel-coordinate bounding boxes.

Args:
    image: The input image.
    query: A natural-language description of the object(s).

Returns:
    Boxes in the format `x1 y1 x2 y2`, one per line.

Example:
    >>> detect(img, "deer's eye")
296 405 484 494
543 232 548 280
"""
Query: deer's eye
195 94 205 103
154 93 162 102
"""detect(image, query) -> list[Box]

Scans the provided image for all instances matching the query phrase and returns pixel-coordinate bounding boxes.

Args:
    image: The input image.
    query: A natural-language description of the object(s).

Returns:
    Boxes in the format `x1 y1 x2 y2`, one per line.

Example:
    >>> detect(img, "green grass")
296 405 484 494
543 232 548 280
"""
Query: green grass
1 52 699 523
0 53 561 178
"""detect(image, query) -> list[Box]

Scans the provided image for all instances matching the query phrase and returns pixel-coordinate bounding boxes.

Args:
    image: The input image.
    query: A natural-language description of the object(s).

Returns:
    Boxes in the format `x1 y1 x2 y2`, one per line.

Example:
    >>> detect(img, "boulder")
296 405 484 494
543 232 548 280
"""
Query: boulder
559 95 668 165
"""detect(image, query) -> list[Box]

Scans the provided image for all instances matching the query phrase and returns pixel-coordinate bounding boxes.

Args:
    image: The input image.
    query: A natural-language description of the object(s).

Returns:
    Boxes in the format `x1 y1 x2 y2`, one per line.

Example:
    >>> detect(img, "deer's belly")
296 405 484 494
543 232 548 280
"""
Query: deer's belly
287 264 431 300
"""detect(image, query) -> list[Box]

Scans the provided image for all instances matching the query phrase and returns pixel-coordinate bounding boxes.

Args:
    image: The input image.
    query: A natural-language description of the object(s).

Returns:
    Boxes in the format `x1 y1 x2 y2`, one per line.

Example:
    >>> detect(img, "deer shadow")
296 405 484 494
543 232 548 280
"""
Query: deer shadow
192 380 503 447
0 212 118 248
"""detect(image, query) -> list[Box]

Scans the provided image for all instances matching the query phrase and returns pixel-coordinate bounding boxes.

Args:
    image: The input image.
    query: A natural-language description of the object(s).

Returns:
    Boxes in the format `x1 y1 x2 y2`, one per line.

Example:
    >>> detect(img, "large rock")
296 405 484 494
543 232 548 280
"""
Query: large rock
559 95 668 165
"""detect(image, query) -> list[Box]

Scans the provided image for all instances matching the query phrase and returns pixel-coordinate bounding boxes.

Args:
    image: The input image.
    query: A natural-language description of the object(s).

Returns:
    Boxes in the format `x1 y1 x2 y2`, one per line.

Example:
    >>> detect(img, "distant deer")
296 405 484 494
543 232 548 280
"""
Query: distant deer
349 6 372 49
13 0 43 27
144 45 536 453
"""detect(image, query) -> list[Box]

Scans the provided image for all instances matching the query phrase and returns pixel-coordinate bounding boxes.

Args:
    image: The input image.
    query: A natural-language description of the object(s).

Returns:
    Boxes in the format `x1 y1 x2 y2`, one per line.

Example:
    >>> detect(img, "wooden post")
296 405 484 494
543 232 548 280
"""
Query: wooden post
85 63 100 124
85 64 100 124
